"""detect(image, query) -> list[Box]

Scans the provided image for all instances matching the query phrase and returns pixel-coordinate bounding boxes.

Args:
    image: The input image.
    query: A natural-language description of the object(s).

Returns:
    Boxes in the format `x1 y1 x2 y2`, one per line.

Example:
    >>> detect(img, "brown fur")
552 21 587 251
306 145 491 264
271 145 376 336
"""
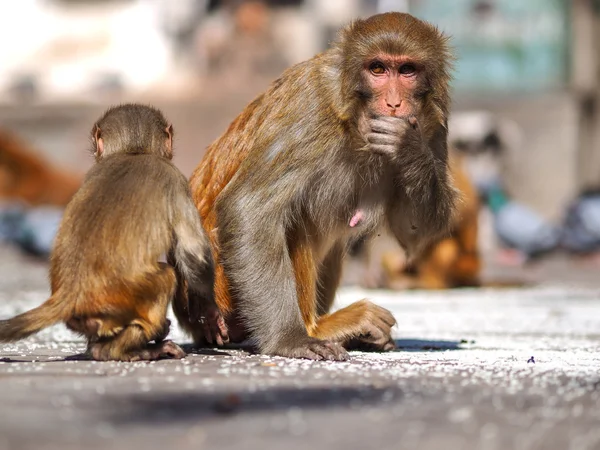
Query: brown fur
183 13 457 360
0 104 224 361
0 130 81 206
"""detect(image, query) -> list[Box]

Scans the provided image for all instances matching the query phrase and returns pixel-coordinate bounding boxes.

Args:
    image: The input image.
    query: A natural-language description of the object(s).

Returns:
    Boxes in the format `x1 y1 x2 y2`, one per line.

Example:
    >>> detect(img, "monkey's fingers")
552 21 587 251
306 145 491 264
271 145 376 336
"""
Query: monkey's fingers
152 340 186 360
367 307 397 346
368 316 397 350
347 322 395 352
216 315 230 345
407 116 419 129
200 317 215 345
305 340 348 361
200 309 230 346
369 117 406 134
366 132 401 147
319 341 349 360
202 323 221 346
202 321 214 345
368 303 397 328
276 338 348 361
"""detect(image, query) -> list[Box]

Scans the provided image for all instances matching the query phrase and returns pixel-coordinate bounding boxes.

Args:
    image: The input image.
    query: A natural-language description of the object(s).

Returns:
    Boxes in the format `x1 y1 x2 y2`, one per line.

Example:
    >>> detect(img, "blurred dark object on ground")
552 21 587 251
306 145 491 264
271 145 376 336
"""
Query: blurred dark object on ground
489 188 561 258
561 191 600 254
0 130 82 206
0 202 63 257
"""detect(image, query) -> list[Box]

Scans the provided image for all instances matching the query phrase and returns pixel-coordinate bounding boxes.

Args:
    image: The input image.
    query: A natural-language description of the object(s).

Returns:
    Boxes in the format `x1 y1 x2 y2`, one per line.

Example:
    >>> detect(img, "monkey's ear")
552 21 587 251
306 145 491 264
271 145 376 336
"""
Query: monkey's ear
94 125 104 158
165 124 173 157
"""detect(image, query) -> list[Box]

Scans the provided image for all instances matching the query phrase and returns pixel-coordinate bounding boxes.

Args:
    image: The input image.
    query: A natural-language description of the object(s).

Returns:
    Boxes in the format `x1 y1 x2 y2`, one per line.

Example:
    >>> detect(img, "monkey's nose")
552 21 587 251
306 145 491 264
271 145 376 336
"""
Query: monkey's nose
386 101 401 109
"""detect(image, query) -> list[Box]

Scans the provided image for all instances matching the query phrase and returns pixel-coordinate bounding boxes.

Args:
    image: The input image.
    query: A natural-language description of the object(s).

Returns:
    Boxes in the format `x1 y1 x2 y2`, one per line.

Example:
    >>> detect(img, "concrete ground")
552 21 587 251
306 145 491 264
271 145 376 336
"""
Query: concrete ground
0 244 599 450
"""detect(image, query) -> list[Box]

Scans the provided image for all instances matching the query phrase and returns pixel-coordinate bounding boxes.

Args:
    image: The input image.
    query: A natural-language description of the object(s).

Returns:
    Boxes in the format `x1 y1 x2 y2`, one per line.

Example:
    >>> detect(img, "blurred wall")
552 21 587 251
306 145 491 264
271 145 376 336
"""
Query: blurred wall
406 0 578 221
0 0 595 224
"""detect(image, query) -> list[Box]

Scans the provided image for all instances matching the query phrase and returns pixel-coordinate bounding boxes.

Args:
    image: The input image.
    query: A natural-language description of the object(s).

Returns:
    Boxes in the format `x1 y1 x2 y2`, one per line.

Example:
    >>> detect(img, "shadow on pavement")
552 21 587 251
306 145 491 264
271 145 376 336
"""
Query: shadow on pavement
188 338 467 355
393 338 466 351
181 345 234 357
0 338 464 363
106 385 404 425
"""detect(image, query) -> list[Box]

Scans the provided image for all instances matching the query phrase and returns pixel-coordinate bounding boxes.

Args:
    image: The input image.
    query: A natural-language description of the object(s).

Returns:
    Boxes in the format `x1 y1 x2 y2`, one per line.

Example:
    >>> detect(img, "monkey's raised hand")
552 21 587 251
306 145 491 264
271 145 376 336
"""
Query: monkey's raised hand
371 114 458 260
365 116 422 158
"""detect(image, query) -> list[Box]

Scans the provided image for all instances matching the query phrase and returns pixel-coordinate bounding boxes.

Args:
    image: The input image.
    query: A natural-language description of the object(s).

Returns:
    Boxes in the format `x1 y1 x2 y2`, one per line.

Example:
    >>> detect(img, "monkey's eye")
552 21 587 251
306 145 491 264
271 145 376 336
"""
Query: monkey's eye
369 62 386 75
399 64 416 75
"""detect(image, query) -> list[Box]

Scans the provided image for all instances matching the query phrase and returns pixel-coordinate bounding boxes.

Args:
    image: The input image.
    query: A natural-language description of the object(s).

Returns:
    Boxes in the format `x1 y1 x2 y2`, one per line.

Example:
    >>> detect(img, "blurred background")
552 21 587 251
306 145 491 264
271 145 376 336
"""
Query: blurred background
1 0 600 289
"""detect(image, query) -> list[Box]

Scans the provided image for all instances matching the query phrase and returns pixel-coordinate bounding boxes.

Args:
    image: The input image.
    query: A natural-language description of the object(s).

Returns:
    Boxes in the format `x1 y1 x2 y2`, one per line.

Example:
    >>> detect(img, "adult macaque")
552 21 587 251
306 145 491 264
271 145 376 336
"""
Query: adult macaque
183 13 458 360
0 104 226 361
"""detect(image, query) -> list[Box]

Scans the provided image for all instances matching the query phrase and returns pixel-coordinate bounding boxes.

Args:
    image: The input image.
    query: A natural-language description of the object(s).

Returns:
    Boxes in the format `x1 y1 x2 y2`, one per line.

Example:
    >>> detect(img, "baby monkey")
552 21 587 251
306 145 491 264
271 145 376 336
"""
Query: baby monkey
0 104 227 361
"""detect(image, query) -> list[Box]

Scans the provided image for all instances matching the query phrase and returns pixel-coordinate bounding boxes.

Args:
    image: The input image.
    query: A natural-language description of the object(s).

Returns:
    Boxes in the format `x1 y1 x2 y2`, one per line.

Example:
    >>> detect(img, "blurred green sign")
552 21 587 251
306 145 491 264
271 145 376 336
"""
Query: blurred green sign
409 0 569 92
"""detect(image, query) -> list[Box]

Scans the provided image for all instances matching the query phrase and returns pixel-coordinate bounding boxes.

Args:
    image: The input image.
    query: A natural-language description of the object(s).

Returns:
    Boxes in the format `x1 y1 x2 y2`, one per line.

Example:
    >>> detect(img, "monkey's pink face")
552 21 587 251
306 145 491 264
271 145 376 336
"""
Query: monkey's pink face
364 55 421 118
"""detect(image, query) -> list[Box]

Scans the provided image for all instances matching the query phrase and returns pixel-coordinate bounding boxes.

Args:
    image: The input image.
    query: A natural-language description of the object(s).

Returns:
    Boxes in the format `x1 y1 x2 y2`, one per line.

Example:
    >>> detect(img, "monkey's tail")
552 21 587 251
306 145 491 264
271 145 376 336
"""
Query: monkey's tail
0 296 67 342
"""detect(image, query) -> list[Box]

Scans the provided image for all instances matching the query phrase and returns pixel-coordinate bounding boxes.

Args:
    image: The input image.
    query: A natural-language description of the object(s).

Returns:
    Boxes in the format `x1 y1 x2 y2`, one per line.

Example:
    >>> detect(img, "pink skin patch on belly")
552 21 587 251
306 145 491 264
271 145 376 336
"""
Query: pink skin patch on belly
349 210 364 228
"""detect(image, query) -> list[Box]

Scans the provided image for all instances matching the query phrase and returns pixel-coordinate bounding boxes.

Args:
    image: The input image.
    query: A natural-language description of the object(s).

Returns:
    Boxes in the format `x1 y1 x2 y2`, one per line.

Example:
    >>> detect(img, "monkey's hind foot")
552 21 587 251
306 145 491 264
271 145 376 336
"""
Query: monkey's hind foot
137 340 186 361
89 339 186 362
313 299 397 353
273 337 348 361
344 301 397 352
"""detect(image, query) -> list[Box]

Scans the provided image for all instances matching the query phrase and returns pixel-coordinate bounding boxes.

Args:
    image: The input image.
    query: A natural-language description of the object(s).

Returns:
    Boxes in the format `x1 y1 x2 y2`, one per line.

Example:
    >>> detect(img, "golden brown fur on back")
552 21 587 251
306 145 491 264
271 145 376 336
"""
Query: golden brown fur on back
51 154 177 302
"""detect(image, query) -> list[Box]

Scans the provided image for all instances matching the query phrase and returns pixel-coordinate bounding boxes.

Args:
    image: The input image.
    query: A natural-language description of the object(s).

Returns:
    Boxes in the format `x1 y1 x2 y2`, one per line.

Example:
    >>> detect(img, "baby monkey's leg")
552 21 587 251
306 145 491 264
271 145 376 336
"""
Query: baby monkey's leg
88 325 185 361
88 265 184 361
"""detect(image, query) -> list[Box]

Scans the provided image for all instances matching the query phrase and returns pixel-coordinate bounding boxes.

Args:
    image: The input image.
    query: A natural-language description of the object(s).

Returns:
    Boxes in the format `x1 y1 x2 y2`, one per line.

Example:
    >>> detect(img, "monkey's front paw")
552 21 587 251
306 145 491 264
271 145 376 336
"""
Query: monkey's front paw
273 338 349 361
90 340 187 361
366 116 419 157
145 340 187 360
345 301 397 352
192 306 230 347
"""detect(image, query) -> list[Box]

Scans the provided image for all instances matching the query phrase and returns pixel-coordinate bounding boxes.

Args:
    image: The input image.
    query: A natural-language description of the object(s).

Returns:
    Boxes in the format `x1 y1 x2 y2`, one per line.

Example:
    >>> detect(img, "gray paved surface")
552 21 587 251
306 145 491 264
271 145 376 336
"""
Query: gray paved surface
1 244 599 450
